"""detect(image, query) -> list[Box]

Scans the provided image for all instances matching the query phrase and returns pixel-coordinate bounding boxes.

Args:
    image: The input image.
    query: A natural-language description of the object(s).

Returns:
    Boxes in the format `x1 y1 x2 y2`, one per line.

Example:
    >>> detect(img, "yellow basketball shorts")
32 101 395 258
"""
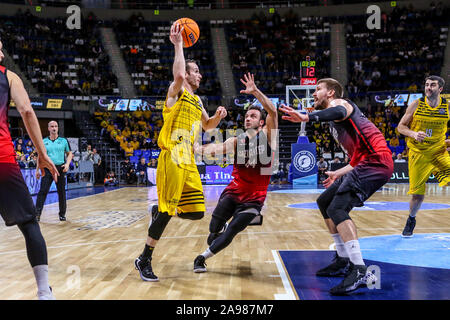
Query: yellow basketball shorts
156 150 205 216
408 148 450 195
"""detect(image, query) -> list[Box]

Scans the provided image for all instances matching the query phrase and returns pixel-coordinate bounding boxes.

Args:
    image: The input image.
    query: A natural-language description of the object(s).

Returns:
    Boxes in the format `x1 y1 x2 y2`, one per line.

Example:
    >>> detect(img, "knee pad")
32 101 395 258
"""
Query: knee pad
177 211 204 220
316 193 330 219
148 212 172 240
326 207 351 226
326 193 354 226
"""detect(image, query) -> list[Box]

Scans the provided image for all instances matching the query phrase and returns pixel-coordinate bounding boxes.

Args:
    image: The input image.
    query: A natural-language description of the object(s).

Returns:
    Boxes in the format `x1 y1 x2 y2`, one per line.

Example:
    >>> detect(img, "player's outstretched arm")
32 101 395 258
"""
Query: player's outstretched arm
240 73 278 143
8 70 59 181
397 99 426 142
195 137 236 158
166 23 185 107
279 104 309 122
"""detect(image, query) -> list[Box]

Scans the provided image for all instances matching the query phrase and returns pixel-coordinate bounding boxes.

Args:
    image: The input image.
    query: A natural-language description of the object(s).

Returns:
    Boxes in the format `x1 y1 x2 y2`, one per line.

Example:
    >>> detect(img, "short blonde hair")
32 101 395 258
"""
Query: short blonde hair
317 78 344 98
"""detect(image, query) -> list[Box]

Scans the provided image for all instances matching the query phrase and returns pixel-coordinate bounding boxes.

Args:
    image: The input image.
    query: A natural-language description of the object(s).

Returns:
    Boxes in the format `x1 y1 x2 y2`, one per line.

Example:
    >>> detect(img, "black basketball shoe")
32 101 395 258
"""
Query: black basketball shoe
193 255 207 273
134 255 159 282
402 216 416 237
316 252 350 277
329 263 376 295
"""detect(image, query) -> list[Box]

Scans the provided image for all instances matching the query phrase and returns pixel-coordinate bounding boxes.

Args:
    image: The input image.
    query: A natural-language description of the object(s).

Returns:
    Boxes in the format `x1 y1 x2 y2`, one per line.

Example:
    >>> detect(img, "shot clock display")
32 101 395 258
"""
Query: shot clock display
300 56 317 85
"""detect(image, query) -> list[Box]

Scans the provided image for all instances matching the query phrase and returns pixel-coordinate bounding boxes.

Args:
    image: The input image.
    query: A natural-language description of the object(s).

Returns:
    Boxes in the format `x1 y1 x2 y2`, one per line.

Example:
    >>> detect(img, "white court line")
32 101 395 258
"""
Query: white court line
271 250 296 300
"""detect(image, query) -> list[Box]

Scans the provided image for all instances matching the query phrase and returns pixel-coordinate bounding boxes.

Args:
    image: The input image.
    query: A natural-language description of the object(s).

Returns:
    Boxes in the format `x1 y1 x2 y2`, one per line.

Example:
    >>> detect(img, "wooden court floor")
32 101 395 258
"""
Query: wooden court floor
0 184 449 300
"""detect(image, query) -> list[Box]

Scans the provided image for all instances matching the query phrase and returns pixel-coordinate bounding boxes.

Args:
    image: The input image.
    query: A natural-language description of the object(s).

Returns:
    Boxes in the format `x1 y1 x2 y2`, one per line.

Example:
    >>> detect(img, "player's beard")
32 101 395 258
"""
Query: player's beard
426 89 439 100
314 100 326 110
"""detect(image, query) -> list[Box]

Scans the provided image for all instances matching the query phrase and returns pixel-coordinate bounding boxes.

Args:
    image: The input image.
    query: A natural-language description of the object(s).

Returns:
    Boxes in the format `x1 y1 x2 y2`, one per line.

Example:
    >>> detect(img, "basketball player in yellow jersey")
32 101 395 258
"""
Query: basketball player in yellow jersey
398 75 450 237
134 22 227 281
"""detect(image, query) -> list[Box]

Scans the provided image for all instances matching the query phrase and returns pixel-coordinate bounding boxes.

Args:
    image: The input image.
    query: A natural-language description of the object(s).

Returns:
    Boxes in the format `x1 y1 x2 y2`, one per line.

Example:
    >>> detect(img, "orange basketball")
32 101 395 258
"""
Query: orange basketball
174 18 200 48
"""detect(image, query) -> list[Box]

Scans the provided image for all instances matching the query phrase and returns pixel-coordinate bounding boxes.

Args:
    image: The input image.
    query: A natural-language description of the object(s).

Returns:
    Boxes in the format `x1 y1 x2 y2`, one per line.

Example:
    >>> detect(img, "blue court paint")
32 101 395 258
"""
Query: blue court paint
278 250 450 300
359 233 450 269
288 201 450 211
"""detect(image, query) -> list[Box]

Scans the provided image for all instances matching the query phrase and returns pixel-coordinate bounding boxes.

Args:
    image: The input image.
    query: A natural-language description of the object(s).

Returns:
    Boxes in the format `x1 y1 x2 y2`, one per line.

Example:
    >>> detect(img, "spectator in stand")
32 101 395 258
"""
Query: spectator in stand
104 171 118 186
331 156 341 164
81 144 93 162
317 157 328 181
28 153 38 168
24 140 34 155
389 135 400 148
15 137 24 149
136 157 148 185
92 148 102 184
122 158 137 184
130 136 140 151
18 154 28 168
115 130 126 146
15 141 24 156
395 153 407 163
124 142 134 158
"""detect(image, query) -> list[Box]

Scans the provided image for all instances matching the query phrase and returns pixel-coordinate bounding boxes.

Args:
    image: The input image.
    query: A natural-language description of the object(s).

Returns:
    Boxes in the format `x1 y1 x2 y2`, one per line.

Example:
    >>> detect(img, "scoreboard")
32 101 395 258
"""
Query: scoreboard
300 56 317 85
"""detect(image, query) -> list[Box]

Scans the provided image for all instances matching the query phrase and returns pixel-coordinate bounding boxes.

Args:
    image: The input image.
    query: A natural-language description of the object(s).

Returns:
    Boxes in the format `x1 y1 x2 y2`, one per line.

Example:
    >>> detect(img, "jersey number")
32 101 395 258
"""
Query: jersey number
425 129 433 138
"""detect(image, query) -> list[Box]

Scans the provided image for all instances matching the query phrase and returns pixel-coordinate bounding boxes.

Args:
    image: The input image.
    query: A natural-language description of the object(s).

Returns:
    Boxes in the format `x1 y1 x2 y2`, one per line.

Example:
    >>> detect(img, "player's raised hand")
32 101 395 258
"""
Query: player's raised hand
413 131 427 142
240 73 257 95
37 153 59 182
323 171 338 188
169 22 184 46
279 104 309 123
215 106 227 119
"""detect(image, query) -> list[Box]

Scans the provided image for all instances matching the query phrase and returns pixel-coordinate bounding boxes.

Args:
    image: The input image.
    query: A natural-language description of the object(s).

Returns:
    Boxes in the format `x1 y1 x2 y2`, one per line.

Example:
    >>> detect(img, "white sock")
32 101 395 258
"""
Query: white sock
33 265 51 293
331 233 348 258
201 248 214 260
344 240 365 266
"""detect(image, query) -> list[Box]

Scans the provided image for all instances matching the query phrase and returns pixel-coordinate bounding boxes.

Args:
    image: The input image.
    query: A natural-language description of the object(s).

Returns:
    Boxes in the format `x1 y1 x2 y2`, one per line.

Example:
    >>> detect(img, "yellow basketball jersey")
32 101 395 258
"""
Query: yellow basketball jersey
407 97 449 154
158 89 203 171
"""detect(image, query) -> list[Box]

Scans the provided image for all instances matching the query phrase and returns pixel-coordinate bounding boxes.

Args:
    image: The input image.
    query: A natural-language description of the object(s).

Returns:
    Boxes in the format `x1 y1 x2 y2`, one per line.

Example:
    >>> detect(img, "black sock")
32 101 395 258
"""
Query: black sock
141 244 154 260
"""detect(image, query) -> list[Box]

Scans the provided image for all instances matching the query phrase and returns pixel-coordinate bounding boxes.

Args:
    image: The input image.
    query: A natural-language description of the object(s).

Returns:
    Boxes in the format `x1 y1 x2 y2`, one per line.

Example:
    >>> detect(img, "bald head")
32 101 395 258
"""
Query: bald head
48 121 59 136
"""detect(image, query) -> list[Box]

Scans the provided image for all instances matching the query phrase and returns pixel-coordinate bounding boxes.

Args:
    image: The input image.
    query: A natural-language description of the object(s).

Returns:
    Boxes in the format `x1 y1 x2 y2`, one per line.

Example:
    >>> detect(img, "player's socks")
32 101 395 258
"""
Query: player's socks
141 244 154 260
331 233 348 258
33 265 54 300
344 240 364 266
201 248 214 260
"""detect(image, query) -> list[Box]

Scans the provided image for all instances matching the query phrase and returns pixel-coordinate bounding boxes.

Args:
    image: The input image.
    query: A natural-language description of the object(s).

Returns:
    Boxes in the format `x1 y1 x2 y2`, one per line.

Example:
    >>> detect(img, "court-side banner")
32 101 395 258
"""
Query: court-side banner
10 97 73 110
291 143 318 187
197 165 234 185
330 162 437 183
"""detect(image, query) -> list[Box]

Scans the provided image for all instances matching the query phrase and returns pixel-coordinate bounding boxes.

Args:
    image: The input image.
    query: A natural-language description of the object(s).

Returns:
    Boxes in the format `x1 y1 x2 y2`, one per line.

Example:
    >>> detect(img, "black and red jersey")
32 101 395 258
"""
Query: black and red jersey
0 66 16 164
329 100 391 167
223 130 274 205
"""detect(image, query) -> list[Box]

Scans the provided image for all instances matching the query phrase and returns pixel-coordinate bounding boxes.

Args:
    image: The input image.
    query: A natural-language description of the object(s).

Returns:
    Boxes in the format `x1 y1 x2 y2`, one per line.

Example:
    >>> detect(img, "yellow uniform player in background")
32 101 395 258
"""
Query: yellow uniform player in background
398 75 450 237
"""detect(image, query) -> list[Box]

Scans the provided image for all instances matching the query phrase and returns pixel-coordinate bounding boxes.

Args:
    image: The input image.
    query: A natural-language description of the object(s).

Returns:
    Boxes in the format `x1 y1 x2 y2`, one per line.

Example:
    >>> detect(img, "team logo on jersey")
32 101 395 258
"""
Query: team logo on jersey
438 108 446 115
293 150 316 173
